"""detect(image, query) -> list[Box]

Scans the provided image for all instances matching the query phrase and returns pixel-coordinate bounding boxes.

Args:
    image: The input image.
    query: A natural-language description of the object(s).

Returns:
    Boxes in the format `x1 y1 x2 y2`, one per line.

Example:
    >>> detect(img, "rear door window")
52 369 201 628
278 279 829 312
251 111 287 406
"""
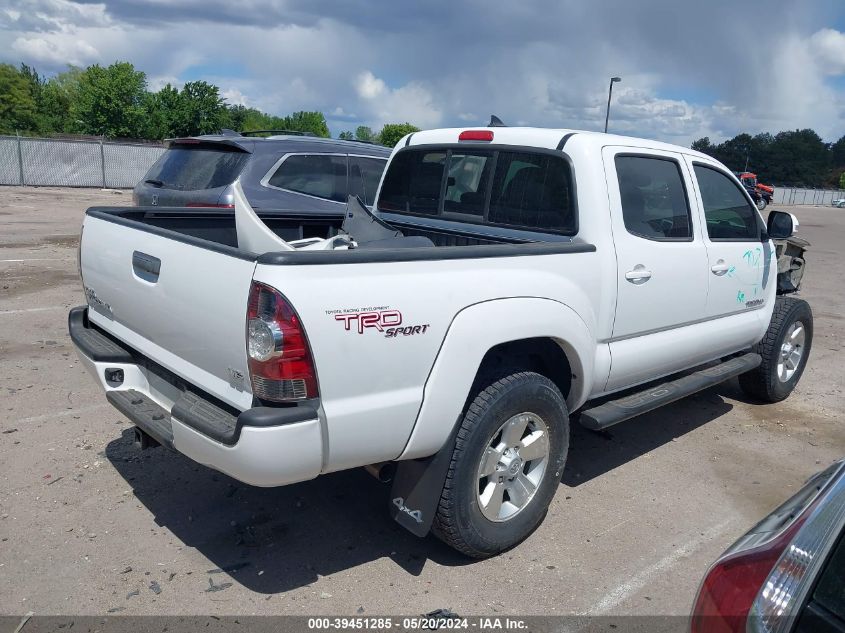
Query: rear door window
615 155 692 240
693 164 762 240
348 156 387 206
377 148 575 233
145 145 249 191
267 154 349 203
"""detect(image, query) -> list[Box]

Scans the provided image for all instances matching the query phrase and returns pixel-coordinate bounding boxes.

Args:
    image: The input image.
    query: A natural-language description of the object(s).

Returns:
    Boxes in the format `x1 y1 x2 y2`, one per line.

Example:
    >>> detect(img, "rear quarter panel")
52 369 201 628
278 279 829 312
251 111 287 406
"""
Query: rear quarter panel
253 250 602 472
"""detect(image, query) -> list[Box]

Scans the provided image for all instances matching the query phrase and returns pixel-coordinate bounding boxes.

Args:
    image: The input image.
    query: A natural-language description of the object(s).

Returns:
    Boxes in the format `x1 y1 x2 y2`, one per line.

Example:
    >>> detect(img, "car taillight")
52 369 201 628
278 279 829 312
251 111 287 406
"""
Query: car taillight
690 517 807 633
691 461 845 633
459 130 494 141
246 282 317 402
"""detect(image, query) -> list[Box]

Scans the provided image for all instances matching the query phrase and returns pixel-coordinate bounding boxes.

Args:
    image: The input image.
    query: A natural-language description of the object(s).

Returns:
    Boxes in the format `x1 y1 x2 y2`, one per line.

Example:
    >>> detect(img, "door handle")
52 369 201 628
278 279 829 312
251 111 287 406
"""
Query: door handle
711 260 730 276
625 265 652 284
132 251 161 283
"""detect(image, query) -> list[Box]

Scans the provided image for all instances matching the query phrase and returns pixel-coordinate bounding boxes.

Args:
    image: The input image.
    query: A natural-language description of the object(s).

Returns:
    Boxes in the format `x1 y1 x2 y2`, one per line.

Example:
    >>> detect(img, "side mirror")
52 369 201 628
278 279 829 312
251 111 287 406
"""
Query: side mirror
767 210 799 239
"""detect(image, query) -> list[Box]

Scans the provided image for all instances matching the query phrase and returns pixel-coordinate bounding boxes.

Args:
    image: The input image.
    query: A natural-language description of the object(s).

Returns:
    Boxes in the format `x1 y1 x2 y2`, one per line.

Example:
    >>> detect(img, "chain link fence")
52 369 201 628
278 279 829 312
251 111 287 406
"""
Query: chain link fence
0 135 165 189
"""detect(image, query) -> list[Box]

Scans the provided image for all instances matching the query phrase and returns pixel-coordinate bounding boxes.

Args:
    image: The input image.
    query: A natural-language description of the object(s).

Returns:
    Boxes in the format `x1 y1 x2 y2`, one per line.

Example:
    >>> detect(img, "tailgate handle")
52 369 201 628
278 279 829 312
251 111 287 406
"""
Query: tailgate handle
132 251 161 282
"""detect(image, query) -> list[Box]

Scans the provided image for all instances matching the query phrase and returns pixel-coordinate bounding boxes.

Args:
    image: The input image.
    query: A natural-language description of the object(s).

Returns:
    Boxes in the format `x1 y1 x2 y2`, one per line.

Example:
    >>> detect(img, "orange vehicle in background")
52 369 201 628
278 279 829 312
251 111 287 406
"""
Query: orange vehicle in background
736 171 774 210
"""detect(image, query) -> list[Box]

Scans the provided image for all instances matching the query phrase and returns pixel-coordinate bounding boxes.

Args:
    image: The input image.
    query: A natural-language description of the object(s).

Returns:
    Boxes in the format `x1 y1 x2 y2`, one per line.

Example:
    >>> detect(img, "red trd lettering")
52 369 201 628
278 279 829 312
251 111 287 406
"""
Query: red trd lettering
334 313 358 331
334 310 405 334
381 310 402 326
359 312 383 332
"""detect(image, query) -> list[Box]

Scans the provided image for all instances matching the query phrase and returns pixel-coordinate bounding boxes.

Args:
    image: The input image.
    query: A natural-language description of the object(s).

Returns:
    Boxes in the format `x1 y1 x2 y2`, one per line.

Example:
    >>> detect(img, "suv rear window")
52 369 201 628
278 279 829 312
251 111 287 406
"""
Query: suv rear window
145 145 250 191
377 148 575 233
267 154 348 203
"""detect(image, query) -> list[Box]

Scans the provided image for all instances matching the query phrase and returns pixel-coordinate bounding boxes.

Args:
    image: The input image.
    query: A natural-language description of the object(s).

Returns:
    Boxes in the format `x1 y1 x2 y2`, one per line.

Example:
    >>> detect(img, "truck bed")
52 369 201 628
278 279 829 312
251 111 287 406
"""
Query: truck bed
86 205 578 258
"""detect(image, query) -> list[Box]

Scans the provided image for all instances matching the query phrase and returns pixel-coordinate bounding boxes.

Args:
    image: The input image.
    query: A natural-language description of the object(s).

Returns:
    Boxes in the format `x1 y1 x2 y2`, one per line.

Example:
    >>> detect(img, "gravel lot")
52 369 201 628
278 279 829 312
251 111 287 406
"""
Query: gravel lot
0 186 843 618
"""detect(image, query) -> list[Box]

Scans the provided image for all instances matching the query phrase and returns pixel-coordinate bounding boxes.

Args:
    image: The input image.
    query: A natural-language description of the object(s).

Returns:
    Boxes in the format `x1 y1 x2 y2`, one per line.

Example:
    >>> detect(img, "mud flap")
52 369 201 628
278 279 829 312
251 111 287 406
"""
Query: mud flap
389 422 460 537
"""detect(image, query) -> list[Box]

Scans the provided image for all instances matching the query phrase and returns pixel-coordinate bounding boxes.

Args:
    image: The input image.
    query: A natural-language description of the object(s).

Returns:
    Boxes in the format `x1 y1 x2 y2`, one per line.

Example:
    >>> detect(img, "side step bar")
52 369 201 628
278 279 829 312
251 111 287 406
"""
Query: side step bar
580 353 761 431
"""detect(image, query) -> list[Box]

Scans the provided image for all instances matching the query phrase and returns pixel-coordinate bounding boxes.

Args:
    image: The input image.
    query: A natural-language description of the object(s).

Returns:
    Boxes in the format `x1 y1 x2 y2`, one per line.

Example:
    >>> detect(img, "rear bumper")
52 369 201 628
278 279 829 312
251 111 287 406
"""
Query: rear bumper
68 306 324 487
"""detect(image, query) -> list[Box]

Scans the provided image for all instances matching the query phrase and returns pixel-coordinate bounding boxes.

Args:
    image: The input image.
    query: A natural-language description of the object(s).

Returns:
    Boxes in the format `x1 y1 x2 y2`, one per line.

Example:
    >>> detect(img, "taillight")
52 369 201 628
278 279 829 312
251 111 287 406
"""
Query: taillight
691 461 845 633
246 282 317 402
690 518 806 633
459 130 494 142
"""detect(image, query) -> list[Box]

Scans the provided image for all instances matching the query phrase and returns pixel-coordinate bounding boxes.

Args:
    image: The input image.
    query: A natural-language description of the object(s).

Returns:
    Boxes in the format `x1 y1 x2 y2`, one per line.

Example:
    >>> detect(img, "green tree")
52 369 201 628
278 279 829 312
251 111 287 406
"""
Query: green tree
70 61 148 137
766 129 829 186
690 137 713 153
144 83 182 139
338 130 354 140
839 171 845 190
175 80 227 136
355 125 374 142
831 135 845 168
0 64 39 134
39 67 83 134
280 111 330 137
378 122 420 147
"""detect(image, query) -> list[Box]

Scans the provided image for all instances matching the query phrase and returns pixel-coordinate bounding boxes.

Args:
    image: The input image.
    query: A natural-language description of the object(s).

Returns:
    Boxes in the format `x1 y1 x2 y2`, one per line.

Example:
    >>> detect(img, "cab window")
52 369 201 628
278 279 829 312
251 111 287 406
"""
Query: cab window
377 147 576 234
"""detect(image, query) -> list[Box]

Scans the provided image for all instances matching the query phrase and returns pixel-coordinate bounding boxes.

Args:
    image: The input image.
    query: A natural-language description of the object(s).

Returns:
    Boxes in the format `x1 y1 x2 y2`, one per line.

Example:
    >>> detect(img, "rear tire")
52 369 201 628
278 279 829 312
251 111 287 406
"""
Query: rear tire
739 297 813 403
432 371 569 558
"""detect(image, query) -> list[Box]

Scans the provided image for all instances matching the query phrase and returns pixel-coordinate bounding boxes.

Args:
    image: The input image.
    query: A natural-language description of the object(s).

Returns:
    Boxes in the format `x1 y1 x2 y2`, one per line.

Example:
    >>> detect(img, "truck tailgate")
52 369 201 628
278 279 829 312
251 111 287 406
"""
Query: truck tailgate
80 214 256 410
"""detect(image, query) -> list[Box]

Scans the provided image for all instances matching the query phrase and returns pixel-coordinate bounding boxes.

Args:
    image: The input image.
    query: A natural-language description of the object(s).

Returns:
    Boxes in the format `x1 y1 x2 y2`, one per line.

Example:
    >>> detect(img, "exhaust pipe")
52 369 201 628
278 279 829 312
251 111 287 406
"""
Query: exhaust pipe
133 426 160 450
364 462 396 483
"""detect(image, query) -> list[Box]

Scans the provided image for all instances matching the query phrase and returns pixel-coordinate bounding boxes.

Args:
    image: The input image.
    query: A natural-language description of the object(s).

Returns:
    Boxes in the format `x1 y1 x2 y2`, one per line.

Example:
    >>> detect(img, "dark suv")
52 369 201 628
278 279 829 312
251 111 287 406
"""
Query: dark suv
133 132 391 213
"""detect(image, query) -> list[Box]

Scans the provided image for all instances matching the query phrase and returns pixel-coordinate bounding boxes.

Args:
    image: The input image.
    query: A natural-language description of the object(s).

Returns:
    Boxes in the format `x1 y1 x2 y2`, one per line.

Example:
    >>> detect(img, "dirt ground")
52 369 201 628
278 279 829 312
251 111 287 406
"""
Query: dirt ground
0 186 842 618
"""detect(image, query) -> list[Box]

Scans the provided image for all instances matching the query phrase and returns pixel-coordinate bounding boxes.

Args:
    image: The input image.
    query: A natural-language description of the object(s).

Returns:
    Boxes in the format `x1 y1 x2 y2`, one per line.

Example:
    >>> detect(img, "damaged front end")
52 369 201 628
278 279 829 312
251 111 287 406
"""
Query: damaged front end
774 235 809 294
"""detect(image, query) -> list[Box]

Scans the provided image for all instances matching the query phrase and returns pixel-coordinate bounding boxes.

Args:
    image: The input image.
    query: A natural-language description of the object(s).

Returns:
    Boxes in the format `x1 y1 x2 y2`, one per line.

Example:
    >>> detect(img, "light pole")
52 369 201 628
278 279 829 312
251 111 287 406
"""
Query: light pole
604 76 622 133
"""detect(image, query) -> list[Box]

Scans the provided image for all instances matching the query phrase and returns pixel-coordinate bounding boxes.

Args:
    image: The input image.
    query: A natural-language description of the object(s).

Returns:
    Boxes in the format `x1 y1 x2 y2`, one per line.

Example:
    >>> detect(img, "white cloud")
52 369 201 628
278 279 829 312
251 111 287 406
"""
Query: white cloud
355 70 442 128
221 87 248 106
355 71 386 100
809 28 845 75
11 33 99 66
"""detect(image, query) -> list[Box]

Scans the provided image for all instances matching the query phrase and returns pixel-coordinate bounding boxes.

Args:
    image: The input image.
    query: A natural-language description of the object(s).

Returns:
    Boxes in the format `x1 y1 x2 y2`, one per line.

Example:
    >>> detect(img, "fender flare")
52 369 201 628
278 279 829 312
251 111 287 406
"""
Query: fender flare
398 297 595 461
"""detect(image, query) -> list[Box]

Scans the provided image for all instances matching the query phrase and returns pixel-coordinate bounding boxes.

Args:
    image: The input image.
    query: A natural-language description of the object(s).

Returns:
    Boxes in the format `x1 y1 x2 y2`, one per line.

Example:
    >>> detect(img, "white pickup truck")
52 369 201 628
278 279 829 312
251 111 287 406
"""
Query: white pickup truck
70 126 812 558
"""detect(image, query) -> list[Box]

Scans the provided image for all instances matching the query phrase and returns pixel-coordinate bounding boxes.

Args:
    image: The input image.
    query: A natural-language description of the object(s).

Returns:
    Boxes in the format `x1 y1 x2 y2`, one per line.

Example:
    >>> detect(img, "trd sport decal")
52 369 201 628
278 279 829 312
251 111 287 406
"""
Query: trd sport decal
326 307 430 338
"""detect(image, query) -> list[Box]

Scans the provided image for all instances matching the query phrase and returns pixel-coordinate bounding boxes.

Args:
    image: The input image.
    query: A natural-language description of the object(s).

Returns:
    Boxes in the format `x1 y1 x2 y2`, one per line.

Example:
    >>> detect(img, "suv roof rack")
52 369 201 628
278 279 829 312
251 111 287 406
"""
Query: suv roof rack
239 129 318 137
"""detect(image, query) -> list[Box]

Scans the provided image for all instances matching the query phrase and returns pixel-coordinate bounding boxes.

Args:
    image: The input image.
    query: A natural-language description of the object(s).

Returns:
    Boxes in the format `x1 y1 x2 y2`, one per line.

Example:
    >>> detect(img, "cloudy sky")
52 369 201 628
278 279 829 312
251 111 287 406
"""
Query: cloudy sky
2 0 845 144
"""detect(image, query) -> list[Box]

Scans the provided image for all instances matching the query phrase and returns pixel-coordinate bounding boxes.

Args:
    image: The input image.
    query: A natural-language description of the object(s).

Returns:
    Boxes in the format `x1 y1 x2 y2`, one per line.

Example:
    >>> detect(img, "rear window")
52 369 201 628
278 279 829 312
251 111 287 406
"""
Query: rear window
145 145 249 191
377 148 575 233
267 154 348 203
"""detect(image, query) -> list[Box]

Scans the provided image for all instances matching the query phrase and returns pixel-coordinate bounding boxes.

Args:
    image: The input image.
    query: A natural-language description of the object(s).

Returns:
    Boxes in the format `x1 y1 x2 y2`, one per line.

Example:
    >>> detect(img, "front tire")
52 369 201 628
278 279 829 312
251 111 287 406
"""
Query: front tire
756 197 767 211
739 297 813 403
432 371 569 558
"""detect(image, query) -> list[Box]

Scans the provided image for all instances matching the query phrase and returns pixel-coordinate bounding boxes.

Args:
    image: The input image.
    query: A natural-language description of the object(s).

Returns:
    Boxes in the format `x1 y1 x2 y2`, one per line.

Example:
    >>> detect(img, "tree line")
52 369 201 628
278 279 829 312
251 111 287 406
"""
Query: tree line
692 130 845 189
0 61 420 146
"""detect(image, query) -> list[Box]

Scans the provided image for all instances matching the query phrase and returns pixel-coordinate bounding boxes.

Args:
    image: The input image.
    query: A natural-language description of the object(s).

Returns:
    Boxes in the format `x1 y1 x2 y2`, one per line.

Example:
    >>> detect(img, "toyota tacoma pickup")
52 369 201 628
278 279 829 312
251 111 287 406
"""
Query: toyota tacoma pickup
70 126 812 558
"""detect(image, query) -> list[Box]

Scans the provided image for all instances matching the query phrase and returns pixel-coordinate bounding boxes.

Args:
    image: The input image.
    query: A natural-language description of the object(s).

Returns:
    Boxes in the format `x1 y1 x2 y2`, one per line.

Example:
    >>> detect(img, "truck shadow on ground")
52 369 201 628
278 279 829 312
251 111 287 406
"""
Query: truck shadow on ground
105 430 470 594
105 383 736 594
562 384 734 486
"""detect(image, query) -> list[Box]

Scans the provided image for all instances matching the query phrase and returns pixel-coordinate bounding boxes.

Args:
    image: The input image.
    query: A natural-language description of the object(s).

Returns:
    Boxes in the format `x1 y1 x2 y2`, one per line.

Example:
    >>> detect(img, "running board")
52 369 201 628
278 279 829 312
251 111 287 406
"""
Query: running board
579 353 761 431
